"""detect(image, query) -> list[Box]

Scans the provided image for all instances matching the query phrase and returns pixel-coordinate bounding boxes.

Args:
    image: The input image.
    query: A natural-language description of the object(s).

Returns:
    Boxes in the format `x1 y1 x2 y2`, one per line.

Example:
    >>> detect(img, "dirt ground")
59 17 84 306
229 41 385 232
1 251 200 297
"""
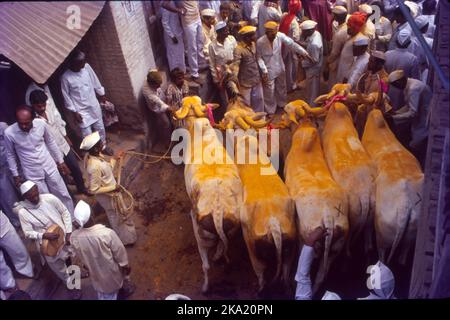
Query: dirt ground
124 159 264 300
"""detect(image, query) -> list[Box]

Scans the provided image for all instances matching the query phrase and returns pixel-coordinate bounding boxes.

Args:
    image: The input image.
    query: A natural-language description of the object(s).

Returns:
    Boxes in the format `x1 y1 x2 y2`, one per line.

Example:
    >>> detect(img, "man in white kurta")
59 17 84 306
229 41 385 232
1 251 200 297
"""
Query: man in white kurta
385 30 421 80
257 0 282 38
346 35 370 89
359 4 376 40
388 6 413 51
243 0 263 25
161 1 186 73
60 51 110 153
0 210 34 280
358 261 396 299
209 22 238 112
299 20 324 106
327 6 349 89
256 21 310 114
71 200 131 300
4 110 74 216
370 1 393 49
388 70 432 151
81 132 137 246
29 90 86 194
295 227 327 300
280 3 301 92
15 181 73 286
336 12 367 83
163 1 205 81
0 122 21 228
201 9 217 64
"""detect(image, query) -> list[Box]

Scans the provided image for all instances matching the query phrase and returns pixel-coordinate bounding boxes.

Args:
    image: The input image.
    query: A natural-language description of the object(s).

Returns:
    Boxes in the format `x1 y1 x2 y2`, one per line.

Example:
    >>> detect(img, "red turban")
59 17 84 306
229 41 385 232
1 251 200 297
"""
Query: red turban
279 0 302 35
347 12 368 33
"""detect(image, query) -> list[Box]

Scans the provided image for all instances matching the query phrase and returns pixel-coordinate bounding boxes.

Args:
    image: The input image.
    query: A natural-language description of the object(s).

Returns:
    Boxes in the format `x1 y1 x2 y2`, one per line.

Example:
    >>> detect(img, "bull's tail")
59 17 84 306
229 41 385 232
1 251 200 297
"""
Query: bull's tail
323 215 335 276
269 217 283 282
313 215 334 294
387 206 413 265
347 194 370 255
212 207 229 263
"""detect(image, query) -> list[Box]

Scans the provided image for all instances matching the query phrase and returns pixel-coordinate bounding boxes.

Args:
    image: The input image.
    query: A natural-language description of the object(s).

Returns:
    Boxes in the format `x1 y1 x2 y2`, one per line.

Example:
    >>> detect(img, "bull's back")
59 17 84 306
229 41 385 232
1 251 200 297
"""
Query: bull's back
238 163 296 240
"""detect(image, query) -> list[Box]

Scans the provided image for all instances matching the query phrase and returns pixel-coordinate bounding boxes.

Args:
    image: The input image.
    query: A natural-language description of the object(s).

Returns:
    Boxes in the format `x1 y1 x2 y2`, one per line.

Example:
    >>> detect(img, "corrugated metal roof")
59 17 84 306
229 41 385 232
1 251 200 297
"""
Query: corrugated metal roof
0 1 105 83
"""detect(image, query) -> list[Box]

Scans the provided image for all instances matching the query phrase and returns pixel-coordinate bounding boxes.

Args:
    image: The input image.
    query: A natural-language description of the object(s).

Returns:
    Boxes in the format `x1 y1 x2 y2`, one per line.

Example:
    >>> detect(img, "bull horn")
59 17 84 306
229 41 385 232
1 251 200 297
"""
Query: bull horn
236 116 251 130
346 93 359 103
243 116 269 128
301 101 327 117
174 103 191 120
288 112 299 125
326 89 337 99
252 112 267 121
194 104 207 117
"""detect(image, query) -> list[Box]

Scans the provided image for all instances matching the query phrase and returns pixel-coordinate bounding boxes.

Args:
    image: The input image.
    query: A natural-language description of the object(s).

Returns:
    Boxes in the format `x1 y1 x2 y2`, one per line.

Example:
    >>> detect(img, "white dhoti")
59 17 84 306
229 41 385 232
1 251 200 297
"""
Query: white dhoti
183 19 205 78
164 35 186 73
240 83 265 113
284 51 299 92
96 193 137 246
80 116 107 146
0 250 16 290
328 61 338 91
263 73 287 115
32 170 74 217
0 224 33 278
44 245 70 283
304 67 321 106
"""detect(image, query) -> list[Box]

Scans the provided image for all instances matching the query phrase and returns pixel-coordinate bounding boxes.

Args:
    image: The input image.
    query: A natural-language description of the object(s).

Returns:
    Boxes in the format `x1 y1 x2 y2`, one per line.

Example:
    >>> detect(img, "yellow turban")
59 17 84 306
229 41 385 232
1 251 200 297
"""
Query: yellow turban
239 25 257 35
264 21 279 30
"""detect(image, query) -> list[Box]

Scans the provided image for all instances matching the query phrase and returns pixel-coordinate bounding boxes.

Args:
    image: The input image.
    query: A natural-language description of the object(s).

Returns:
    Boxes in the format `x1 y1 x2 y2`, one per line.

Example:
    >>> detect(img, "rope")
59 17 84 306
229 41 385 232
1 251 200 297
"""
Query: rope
124 140 174 164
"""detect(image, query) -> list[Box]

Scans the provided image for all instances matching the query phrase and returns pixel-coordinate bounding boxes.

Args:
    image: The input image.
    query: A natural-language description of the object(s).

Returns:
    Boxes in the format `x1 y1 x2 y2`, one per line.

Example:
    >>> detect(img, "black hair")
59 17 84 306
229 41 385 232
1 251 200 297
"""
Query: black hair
422 0 436 15
16 105 34 116
29 90 48 105
220 2 231 10
169 67 184 82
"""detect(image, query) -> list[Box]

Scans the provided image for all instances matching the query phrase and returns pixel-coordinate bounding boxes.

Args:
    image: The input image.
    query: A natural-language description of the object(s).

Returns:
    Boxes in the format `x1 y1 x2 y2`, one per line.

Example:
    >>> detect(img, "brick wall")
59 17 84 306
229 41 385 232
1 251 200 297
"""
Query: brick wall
78 1 156 132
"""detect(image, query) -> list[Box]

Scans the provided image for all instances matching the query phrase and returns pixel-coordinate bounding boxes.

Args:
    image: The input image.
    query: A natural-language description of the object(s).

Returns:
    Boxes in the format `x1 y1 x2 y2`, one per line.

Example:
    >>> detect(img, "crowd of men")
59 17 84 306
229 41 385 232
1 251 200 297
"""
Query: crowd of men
146 0 435 163
0 0 439 300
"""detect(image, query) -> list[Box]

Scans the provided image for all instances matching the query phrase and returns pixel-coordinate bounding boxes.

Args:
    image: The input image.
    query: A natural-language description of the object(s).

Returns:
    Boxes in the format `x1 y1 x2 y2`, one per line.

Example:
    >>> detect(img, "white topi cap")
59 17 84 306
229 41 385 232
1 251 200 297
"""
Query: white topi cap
201 9 216 17
215 21 227 32
299 20 318 30
80 131 101 151
359 4 373 15
415 15 429 29
74 200 91 228
335 0 347 6
332 6 348 15
353 34 370 46
388 70 406 83
397 28 411 46
20 180 36 195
